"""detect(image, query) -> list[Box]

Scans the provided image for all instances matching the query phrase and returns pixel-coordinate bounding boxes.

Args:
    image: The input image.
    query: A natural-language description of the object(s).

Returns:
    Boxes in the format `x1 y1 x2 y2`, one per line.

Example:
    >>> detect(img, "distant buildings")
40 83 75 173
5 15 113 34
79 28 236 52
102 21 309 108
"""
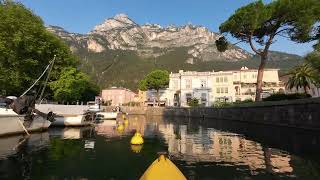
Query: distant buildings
101 87 136 106
146 67 284 107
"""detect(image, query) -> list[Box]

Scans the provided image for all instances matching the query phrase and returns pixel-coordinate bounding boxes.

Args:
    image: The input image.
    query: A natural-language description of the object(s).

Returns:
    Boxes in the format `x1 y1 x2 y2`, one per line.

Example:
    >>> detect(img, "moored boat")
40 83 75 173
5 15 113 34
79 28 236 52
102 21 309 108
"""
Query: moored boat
50 113 93 126
96 112 118 120
0 100 51 137
87 100 119 120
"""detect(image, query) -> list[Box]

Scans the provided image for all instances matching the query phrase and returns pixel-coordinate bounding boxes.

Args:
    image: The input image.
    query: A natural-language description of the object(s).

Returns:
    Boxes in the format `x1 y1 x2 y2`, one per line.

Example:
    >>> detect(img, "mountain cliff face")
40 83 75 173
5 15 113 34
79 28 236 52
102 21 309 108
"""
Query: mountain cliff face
47 14 303 90
48 14 251 63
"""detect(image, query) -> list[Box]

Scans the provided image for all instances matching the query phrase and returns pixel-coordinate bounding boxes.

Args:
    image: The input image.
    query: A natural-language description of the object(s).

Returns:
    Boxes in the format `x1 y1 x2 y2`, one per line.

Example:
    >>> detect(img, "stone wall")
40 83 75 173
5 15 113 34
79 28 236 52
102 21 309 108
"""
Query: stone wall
107 98 320 130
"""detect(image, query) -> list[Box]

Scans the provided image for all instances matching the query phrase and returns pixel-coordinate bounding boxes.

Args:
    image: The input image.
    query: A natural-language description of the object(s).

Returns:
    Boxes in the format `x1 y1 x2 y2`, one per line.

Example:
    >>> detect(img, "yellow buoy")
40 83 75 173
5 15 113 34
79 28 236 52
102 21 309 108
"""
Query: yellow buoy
140 155 186 180
116 124 124 132
130 132 144 145
131 144 143 153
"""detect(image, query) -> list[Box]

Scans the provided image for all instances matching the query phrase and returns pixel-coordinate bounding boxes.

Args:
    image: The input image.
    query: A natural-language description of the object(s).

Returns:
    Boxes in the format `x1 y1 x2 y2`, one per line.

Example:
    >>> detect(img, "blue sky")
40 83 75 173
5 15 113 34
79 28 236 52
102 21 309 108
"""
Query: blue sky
19 0 315 56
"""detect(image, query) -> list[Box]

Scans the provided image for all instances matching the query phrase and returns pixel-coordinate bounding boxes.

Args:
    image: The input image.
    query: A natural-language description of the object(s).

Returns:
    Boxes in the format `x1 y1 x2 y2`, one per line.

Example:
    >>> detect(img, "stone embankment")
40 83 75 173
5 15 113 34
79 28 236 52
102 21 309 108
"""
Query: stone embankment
37 98 320 130
106 98 320 130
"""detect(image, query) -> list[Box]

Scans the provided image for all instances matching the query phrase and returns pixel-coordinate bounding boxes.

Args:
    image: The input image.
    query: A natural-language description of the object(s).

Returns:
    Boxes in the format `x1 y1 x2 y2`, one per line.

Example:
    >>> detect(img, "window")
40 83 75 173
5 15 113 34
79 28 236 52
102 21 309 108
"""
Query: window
220 77 224 83
186 93 192 103
224 76 227 82
200 80 207 88
217 87 228 94
201 93 207 101
185 79 192 89
173 80 179 89
224 87 228 93
252 74 257 79
216 77 219 83
174 94 179 101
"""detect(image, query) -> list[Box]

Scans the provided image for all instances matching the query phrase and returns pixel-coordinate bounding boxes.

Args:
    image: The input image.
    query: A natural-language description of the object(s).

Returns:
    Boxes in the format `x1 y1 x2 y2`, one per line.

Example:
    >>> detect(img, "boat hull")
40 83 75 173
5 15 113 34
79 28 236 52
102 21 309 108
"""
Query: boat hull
0 116 51 137
96 112 118 120
50 114 92 126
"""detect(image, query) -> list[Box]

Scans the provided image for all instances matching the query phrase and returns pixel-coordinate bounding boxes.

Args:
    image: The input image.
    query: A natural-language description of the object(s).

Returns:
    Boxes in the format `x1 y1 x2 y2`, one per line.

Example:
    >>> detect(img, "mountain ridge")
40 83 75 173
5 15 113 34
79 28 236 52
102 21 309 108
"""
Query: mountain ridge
47 14 303 90
48 13 252 62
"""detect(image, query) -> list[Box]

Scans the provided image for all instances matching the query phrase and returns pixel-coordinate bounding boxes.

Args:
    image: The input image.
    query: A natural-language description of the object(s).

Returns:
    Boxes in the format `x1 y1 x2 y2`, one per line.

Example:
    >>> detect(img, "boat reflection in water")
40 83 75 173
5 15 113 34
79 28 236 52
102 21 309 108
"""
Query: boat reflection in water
49 127 94 140
0 133 49 160
0 132 49 179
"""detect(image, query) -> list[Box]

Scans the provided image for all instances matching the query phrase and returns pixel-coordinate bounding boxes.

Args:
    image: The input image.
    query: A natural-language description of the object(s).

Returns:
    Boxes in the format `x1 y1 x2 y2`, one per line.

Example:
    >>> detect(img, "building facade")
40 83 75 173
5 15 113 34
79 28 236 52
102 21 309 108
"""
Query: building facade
101 87 136 106
147 67 284 107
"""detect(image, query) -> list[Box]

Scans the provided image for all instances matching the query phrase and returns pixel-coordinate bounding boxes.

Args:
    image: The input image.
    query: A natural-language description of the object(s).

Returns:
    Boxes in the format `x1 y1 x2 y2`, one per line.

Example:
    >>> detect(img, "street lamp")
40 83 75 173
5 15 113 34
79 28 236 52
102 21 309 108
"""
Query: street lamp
179 73 182 107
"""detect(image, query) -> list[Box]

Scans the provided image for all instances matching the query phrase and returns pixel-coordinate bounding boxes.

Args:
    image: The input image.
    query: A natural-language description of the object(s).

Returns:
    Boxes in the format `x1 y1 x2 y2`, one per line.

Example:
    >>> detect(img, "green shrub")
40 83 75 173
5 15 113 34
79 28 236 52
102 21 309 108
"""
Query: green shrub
234 99 254 105
213 101 233 108
263 93 311 101
188 98 199 107
122 101 141 106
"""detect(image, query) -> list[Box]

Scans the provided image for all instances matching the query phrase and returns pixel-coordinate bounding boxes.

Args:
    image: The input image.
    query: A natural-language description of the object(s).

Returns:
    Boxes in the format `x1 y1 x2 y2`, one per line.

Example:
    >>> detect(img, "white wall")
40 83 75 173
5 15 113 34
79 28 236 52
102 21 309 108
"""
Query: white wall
167 68 283 106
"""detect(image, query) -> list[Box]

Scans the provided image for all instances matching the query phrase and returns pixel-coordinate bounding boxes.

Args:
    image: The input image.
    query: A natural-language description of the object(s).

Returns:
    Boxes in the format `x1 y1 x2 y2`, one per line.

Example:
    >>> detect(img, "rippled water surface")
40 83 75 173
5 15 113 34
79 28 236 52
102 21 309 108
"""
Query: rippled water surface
0 115 320 180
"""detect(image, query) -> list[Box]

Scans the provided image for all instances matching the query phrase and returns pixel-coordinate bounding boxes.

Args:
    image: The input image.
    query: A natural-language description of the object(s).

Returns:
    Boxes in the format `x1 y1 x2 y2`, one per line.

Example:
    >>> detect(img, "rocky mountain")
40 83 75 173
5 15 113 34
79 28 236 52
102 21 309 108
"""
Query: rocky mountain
47 14 303 90
48 14 251 64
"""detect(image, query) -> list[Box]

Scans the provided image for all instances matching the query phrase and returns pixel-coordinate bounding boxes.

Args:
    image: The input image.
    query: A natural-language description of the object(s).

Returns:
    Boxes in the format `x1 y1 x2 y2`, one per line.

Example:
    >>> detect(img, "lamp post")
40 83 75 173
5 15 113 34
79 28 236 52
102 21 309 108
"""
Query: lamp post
179 73 182 107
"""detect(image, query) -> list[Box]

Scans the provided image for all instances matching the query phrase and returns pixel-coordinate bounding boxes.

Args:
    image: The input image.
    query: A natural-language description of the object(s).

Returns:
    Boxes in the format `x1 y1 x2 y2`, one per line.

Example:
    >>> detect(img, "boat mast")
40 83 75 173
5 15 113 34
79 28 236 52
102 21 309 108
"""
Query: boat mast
38 55 56 104
20 55 56 97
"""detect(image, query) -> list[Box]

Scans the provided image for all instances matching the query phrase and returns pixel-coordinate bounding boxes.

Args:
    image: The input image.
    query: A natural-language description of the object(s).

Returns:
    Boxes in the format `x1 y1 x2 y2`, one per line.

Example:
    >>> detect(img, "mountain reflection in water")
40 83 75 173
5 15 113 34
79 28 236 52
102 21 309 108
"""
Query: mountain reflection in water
0 115 319 179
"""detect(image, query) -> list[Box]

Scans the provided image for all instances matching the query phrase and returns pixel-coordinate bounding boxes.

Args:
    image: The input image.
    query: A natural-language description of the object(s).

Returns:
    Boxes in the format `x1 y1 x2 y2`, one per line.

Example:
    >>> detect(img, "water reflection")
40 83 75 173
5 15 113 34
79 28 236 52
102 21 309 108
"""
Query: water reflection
0 132 49 179
158 124 294 175
94 116 159 139
49 127 94 139
0 115 319 179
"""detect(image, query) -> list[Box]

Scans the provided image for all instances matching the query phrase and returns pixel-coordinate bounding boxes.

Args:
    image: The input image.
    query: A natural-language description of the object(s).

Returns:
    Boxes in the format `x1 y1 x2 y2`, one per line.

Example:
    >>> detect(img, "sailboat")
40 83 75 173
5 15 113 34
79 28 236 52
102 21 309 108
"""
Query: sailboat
0 56 56 136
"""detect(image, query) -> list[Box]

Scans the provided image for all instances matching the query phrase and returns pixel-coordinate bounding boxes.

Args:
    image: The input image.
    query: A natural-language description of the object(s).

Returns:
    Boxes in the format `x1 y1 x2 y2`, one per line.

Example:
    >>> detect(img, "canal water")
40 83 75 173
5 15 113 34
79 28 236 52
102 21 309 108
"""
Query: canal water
0 115 320 180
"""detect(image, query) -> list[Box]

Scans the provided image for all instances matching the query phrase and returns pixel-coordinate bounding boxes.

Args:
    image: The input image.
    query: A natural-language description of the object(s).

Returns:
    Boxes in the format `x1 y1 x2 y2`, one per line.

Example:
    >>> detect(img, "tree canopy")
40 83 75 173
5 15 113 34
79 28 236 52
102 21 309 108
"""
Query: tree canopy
0 1 76 95
218 0 320 101
138 79 147 91
49 67 99 103
305 40 320 85
219 0 320 47
286 63 318 93
0 1 99 102
139 70 169 105
143 70 169 91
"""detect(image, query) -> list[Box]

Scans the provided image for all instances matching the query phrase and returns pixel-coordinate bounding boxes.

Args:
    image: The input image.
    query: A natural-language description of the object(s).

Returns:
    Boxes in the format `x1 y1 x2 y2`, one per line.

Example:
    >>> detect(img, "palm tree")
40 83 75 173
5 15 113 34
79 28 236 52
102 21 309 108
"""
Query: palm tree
286 63 317 94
